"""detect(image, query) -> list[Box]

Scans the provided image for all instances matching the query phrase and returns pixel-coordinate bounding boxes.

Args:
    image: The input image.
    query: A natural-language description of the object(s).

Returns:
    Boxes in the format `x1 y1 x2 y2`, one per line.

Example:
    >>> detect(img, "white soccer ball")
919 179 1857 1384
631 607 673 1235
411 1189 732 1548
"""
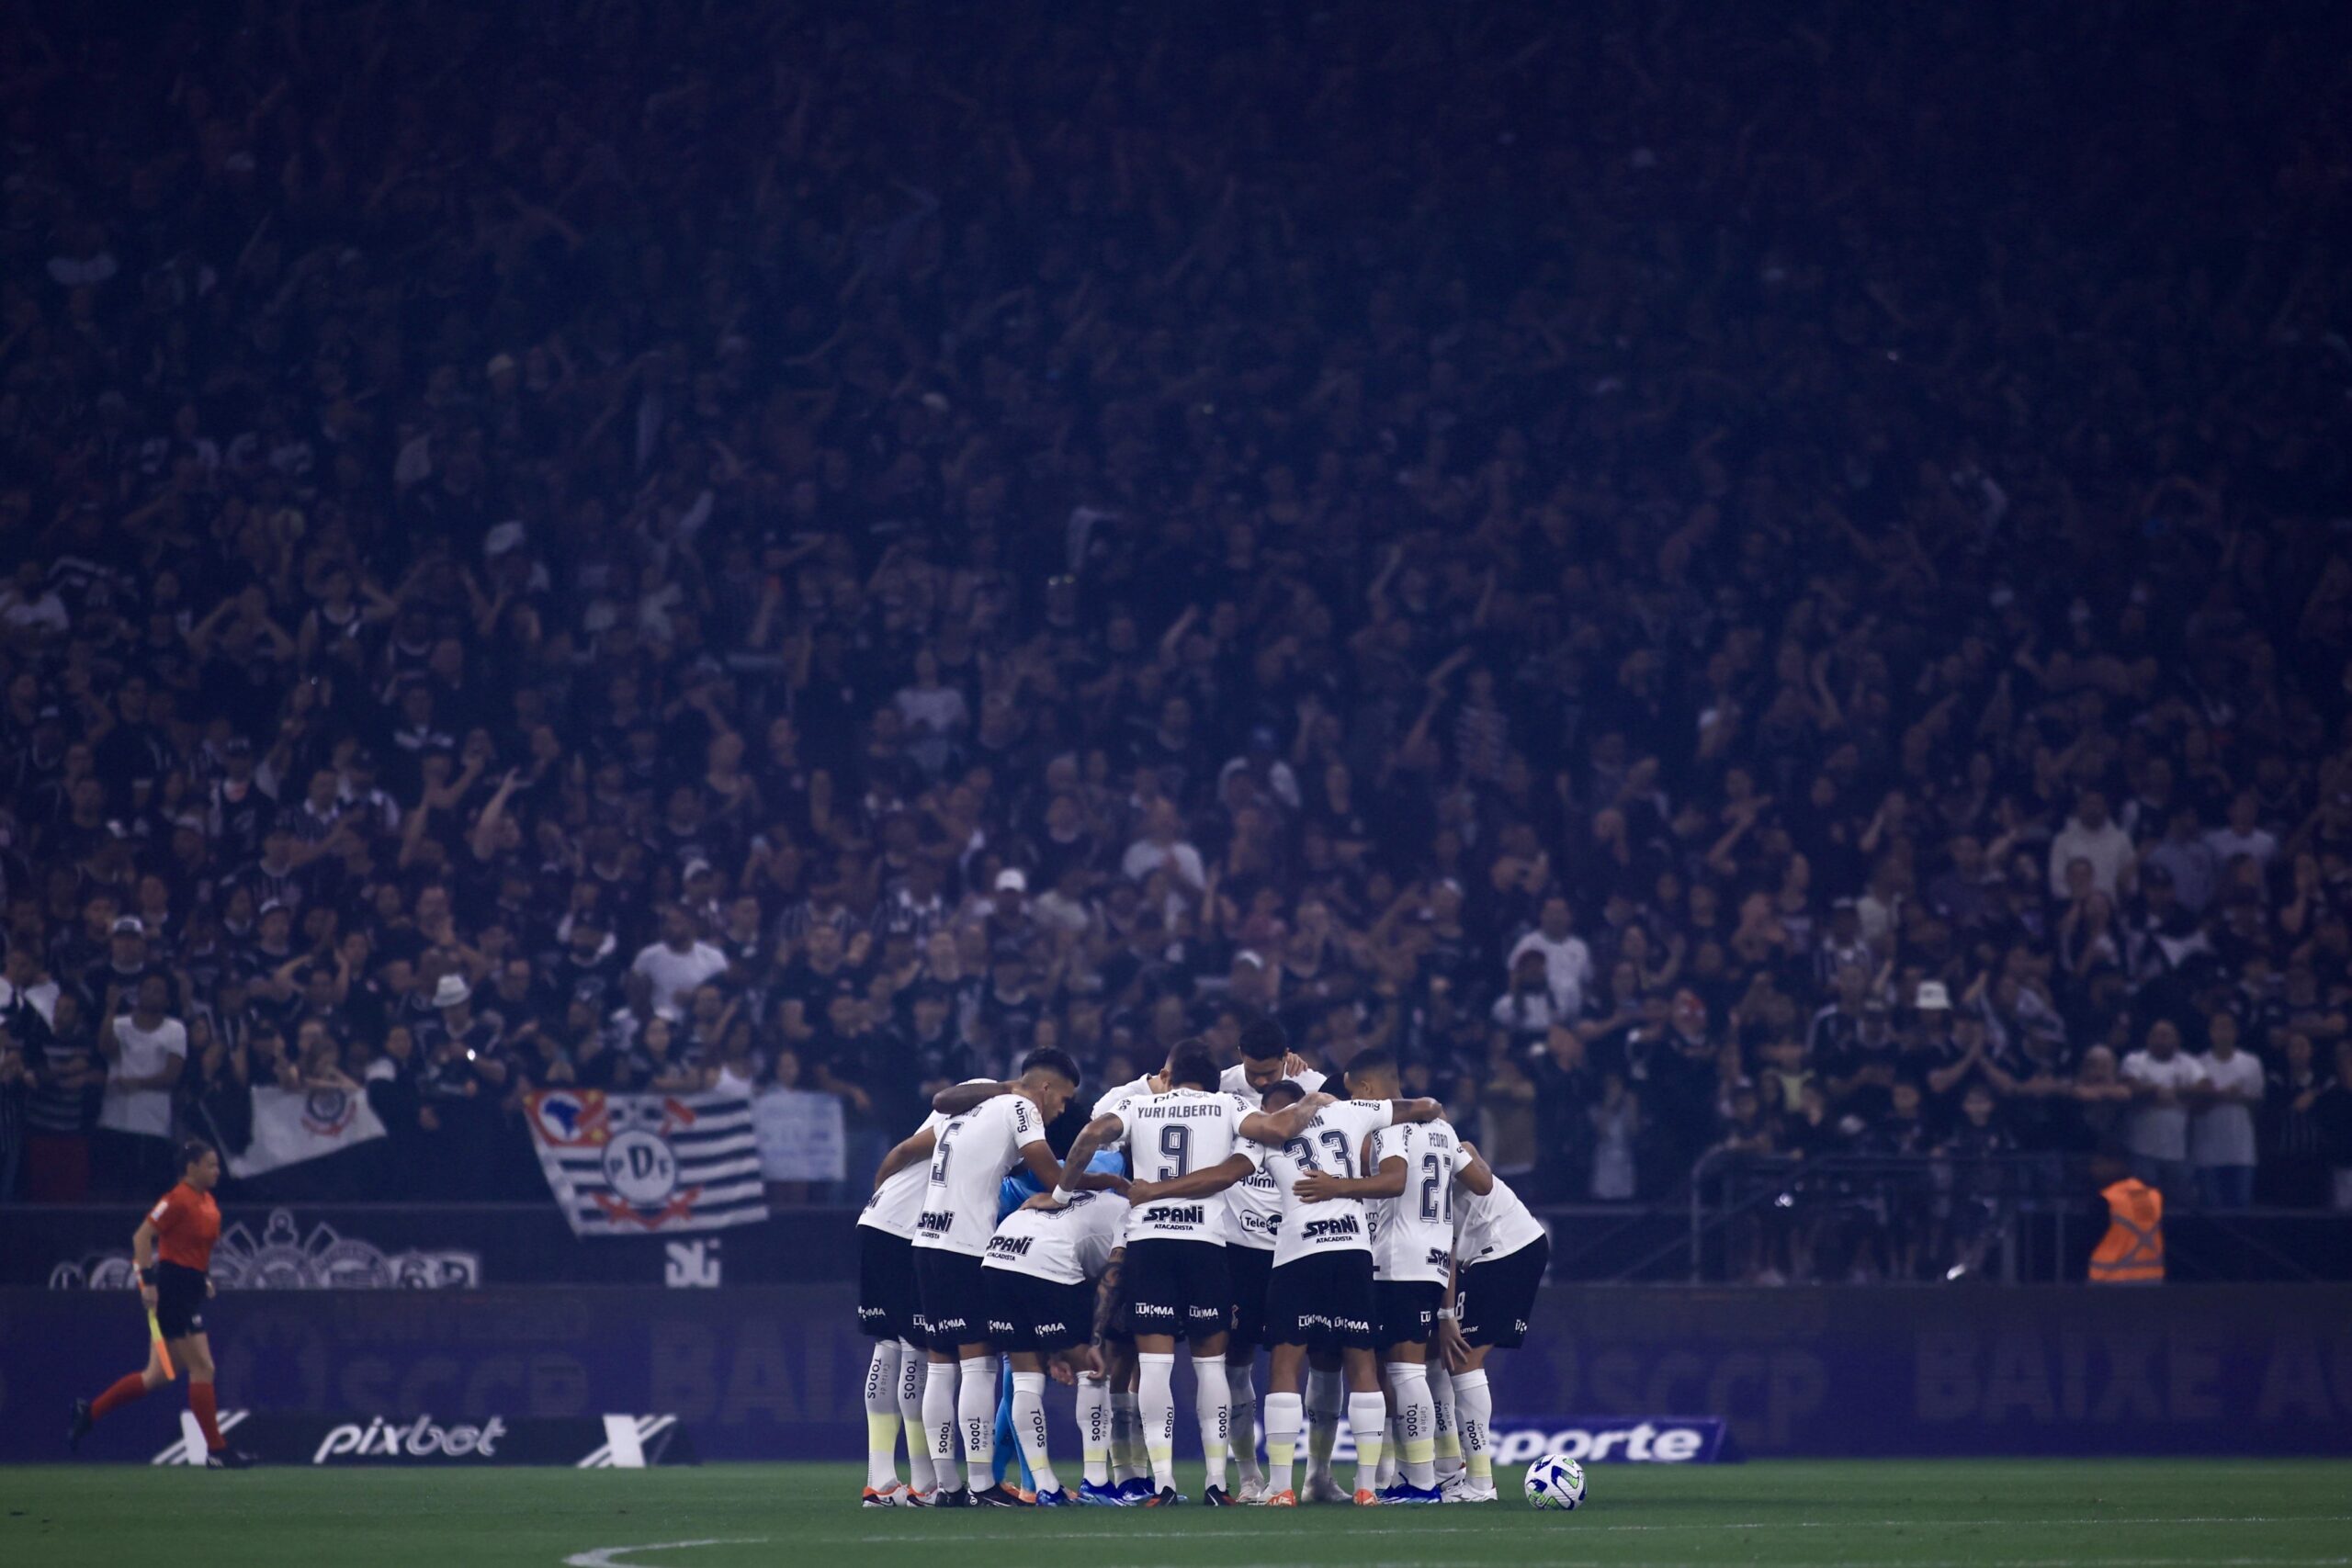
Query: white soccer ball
1522 1453 1586 1511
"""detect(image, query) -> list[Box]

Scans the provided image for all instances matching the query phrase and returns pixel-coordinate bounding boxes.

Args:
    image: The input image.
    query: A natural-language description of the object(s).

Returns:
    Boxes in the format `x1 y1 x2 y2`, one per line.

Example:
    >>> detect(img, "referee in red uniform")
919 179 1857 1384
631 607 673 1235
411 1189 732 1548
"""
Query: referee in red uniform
68 1138 253 1466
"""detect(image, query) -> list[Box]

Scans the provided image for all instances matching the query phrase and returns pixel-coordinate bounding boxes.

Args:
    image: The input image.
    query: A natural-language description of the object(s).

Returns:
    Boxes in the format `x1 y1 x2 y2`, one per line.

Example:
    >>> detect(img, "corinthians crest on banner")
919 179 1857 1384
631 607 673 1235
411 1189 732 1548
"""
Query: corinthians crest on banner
50 1208 479 1290
526 1089 770 1236
226 1085 389 1179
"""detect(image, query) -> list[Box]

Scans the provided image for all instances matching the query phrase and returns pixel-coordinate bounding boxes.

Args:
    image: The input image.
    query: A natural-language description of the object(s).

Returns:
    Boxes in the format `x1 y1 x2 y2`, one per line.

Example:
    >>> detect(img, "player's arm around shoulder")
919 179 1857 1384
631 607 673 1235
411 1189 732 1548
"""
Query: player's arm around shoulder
1238 1089 1333 1145
1455 1139 1496 1195
933 1077 1012 1116
1050 1111 1126 1199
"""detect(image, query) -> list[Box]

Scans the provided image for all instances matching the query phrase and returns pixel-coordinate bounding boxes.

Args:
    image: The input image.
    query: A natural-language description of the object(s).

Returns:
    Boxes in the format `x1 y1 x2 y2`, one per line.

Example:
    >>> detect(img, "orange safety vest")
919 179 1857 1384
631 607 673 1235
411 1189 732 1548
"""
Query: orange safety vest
2088 1178 2164 1284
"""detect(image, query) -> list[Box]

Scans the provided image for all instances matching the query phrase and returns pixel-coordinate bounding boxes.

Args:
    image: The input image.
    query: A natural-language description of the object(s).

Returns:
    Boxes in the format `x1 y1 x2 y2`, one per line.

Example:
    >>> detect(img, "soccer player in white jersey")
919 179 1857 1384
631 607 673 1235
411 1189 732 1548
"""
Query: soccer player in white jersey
1050 1040 1328 1506
1438 1149 1551 1503
857 1077 1024 1506
981 1149 1130 1506
904 1046 1081 1506
1346 1052 1490 1505
1077 1040 1181 1501
1216 1020 1329 1501
1148 1074 1442 1506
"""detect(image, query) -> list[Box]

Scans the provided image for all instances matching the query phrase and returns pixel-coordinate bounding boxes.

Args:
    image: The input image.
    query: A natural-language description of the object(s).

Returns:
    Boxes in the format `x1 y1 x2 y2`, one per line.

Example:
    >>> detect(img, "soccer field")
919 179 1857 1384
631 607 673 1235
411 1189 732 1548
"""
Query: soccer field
3 1461 2347 1568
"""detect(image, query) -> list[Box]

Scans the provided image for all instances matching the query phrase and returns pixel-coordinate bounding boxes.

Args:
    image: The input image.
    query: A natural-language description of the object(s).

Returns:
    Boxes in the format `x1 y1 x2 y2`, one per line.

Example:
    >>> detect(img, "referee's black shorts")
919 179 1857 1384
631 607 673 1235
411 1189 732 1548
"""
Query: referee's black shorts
153 1260 209 1340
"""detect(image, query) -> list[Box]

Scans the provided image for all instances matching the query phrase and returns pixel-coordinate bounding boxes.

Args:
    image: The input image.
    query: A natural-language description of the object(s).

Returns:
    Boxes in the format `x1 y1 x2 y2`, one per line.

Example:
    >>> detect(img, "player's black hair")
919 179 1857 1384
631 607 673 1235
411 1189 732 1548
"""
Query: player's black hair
1238 1016 1288 1062
1167 1041 1219 1091
1342 1048 1399 1089
1260 1079 1306 1111
176 1137 217 1173
1021 1045 1082 1088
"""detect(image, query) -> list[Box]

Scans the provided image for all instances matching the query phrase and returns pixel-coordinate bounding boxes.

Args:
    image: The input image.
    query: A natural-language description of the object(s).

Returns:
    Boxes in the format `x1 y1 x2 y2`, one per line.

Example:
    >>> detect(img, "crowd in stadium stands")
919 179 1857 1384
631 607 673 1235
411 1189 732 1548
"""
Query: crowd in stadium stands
3 3 2352 1250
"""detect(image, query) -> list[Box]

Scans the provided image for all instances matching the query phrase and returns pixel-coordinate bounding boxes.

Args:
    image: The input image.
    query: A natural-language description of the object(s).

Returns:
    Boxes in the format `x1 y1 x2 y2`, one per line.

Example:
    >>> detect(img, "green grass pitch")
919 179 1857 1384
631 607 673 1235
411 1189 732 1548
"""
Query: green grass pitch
4 1460 2347 1568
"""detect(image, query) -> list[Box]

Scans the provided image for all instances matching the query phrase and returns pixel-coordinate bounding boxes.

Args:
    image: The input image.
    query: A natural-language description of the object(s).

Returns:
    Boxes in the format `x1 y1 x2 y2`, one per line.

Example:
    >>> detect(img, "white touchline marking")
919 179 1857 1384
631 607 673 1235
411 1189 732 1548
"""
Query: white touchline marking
852 1513 2352 1544
563 1540 768 1568
1141 1561 2350 1568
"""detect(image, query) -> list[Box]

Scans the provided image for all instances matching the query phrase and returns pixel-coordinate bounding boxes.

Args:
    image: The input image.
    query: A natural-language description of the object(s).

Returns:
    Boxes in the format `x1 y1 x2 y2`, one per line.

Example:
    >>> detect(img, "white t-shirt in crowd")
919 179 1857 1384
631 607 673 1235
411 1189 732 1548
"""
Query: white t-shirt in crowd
2203 826 2278 871
2190 1050 2263 1169
1121 837 1206 890
1507 930 1594 1019
2119 1049 2207 1163
99 1014 188 1139
2047 818 2135 899
630 940 729 1018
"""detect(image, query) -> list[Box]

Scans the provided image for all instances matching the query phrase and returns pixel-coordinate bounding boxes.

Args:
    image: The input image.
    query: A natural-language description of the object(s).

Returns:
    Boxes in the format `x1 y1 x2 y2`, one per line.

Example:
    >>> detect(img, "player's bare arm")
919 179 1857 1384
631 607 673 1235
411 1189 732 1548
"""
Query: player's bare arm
1237 1089 1334 1145
1023 1169 1128 1207
1017 1124 1067 1190
1091 1248 1125 1345
931 1078 1011 1115
1438 1256 1472 1369
1052 1111 1126 1193
1127 1152 1256 1206
870 1125 936 1190
1457 1139 1497 1195
1293 1155 1408 1204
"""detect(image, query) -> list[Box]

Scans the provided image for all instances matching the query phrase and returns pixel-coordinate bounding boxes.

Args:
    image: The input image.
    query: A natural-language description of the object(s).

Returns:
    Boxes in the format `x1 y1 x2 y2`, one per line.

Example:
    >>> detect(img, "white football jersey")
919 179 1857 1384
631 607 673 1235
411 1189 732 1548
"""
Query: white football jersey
1119 1088 1258 1244
1218 1063 1328 1249
1453 1168 1548 1265
982 1190 1128 1286
857 1107 949 1240
911 1091 1051 1257
1253 1099 1394 1269
1216 1062 1328 1105
1091 1073 1156 1124
1368 1118 1472 1285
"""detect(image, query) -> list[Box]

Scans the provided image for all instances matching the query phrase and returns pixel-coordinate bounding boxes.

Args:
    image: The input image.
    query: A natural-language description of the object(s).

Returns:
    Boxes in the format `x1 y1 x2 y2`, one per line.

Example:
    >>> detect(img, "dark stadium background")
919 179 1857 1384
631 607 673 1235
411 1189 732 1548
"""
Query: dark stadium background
2 0 2350 1481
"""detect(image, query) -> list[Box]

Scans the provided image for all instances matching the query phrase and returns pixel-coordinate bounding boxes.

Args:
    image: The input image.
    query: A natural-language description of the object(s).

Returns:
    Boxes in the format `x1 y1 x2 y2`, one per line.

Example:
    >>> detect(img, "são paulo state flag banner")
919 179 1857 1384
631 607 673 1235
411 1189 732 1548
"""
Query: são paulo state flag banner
525 1089 770 1236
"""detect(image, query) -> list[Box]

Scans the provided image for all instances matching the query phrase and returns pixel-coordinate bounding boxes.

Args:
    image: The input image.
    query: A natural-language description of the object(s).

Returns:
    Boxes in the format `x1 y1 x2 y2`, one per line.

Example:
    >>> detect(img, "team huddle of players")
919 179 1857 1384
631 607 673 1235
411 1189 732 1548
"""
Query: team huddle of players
853 1019 1553 1507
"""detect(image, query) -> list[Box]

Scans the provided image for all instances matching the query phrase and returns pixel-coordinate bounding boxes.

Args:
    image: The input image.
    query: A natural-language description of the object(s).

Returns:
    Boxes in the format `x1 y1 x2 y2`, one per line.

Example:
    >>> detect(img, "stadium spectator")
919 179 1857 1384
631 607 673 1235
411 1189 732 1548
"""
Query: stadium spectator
0 0 2346 1246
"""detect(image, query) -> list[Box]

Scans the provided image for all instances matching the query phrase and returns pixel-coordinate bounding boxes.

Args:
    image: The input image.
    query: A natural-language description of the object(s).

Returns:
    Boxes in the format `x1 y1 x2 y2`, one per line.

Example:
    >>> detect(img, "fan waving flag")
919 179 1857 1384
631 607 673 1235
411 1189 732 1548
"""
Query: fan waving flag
526 1089 770 1236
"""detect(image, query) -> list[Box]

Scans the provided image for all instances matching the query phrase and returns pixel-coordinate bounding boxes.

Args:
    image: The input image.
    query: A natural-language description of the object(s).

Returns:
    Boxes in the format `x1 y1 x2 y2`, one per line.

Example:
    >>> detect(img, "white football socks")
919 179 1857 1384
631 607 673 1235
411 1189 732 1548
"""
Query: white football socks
957 1354 999 1490
1454 1368 1493 1484
921 1357 960 1485
1193 1355 1232 1492
1428 1360 1461 1480
1263 1391 1304 1497
1136 1351 1178 1494
1111 1387 1146 1483
864 1340 903 1491
898 1343 934 1493
1077 1376 1112 1487
1010 1370 1058 1495
1387 1361 1437 1489
1347 1391 1387 1495
1227 1359 1262 1484
1305 1367 1341 1486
